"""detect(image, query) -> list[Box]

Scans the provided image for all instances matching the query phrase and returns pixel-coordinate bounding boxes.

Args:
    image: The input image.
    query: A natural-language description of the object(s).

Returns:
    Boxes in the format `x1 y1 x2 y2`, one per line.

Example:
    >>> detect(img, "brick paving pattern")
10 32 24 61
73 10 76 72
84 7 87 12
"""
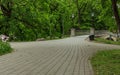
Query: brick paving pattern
0 35 120 75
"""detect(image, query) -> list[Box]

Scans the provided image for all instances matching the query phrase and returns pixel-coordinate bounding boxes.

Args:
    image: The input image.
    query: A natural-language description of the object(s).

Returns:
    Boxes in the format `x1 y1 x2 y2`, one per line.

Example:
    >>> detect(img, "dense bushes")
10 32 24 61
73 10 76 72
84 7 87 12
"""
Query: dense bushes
0 0 112 41
0 42 13 55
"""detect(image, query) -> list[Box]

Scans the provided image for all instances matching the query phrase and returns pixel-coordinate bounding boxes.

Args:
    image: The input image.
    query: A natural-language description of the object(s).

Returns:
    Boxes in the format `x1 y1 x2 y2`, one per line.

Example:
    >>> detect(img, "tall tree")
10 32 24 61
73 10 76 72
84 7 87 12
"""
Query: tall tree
111 0 120 33
74 0 91 27
0 0 13 18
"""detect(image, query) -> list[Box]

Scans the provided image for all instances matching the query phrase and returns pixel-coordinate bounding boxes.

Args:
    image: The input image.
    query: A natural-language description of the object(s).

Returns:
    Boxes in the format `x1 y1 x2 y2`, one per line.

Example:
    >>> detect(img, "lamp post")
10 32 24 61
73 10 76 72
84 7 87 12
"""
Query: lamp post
91 12 94 27
91 12 95 28
89 12 95 40
91 12 94 17
72 14 74 28
71 14 75 37
72 14 74 18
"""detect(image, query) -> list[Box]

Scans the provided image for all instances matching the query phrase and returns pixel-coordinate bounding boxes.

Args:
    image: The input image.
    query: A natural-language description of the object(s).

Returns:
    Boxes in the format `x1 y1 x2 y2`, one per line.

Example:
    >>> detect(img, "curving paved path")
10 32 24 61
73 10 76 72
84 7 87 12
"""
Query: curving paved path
0 35 120 75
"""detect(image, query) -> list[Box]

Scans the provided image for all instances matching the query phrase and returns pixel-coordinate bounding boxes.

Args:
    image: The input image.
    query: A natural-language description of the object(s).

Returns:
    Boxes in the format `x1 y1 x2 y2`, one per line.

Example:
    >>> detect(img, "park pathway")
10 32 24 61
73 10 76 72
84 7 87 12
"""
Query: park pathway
0 35 120 75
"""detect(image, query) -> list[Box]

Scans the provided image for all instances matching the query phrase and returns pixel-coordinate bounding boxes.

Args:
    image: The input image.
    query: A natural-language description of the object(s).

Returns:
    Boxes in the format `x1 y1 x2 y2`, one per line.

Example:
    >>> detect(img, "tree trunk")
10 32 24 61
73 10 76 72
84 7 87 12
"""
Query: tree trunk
59 14 64 38
0 1 13 18
78 9 81 26
111 0 120 33
60 22 64 38
76 0 81 26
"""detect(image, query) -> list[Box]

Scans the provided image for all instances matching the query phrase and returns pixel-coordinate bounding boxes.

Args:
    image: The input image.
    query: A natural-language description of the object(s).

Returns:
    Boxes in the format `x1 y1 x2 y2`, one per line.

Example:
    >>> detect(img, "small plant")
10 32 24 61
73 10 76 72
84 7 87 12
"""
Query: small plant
0 42 13 55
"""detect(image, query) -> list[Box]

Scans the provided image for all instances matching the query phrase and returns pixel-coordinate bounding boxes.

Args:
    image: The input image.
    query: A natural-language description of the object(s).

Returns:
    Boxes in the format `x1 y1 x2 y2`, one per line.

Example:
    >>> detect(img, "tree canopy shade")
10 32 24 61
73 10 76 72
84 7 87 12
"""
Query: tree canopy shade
0 0 120 41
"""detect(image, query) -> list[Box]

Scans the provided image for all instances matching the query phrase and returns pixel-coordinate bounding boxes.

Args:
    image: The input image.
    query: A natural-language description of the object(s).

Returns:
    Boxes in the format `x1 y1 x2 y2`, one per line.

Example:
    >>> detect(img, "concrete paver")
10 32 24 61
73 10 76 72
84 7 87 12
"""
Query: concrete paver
0 35 120 75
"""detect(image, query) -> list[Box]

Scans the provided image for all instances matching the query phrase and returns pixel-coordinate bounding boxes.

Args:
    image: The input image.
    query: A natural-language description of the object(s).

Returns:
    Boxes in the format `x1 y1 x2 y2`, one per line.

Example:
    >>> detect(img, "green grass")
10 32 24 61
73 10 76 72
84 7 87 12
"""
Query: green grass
95 38 120 45
91 50 120 75
0 42 13 56
93 38 120 74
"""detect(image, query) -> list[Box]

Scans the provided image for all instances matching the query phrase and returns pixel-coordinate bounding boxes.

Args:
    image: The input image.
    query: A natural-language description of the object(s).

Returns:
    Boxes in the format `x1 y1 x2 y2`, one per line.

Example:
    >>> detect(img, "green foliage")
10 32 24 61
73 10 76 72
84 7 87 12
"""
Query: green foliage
0 42 13 55
91 50 120 75
0 0 120 41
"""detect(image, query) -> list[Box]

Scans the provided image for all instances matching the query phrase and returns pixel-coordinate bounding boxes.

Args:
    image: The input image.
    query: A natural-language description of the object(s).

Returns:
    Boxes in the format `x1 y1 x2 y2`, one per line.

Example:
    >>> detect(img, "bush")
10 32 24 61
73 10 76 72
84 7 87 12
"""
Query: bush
0 42 13 55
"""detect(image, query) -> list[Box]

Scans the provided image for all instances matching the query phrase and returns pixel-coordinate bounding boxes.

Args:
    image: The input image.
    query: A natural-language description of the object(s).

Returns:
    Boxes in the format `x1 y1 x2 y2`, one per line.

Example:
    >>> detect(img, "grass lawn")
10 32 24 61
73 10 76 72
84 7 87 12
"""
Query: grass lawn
94 38 120 45
91 50 120 75
91 38 120 75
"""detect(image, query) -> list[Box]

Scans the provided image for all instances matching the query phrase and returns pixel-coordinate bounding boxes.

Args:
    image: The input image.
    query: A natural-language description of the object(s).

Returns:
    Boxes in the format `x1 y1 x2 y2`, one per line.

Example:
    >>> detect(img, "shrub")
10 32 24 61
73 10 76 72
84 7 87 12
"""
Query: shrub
0 42 13 55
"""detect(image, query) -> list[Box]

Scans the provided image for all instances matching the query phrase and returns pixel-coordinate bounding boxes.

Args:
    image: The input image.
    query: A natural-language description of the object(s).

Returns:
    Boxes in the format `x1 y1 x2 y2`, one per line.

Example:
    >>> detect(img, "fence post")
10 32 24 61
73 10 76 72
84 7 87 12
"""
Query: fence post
70 28 75 37
90 27 95 35
89 28 95 41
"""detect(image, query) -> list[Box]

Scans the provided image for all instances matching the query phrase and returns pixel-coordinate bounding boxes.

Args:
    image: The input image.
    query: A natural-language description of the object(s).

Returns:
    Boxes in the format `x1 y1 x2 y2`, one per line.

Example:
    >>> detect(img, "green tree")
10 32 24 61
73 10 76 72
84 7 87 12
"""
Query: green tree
111 0 120 33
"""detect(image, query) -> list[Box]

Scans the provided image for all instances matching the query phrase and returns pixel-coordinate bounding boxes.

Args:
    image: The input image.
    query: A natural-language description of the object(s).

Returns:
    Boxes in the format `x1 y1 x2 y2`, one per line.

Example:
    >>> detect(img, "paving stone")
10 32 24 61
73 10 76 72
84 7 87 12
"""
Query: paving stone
0 35 120 75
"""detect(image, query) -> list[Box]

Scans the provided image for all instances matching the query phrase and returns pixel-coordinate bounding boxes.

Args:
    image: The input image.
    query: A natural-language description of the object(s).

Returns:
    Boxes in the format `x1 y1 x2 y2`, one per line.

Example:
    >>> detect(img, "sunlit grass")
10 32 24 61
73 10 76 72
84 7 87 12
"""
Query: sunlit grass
95 38 120 45
91 50 120 75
